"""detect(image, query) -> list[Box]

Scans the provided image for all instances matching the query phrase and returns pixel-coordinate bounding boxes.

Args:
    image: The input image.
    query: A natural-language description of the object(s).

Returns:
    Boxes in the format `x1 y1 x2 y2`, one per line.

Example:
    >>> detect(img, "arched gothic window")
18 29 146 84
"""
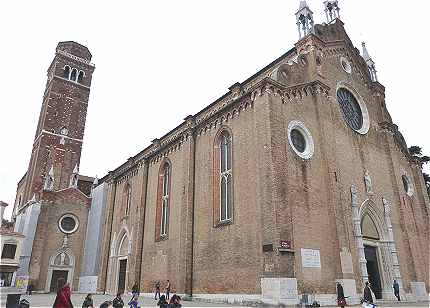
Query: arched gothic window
63 66 70 79
70 68 77 81
125 184 132 216
156 161 171 240
77 71 84 83
213 129 233 225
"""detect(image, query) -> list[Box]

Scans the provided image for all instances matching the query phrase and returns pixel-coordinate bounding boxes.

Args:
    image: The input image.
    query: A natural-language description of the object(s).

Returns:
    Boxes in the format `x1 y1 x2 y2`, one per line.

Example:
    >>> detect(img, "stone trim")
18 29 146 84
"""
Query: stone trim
102 78 329 183
56 49 95 67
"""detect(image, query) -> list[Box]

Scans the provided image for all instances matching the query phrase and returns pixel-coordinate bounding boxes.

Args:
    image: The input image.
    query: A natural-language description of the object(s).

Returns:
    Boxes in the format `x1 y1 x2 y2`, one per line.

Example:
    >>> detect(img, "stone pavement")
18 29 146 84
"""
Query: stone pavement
0 293 428 307
0 293 247 308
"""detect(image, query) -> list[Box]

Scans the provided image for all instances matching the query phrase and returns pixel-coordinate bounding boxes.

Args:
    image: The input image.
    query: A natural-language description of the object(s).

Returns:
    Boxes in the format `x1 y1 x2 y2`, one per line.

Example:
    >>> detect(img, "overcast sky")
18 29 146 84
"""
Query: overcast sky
1 0 429 220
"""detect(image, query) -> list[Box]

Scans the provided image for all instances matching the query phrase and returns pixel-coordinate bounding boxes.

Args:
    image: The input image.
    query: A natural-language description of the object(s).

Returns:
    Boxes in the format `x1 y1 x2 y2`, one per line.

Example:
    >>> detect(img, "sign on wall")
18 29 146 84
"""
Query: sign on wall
301 248 321 268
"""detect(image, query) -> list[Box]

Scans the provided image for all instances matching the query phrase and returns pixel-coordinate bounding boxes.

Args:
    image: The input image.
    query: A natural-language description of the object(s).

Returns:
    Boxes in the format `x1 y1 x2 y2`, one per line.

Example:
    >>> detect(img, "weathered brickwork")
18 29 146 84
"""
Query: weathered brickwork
13 41 95 292
98 18 429 303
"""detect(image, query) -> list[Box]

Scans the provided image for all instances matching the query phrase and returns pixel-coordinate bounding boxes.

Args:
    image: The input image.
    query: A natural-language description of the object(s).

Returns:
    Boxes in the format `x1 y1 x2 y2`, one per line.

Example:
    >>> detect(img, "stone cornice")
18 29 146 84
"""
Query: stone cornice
101 77 332 184
56 50 95 67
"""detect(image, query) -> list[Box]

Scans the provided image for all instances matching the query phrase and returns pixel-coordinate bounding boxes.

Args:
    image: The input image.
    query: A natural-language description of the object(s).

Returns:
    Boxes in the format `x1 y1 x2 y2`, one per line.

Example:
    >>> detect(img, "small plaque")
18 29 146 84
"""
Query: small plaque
301 248 321 268
263 244 273 252
280 240 292 249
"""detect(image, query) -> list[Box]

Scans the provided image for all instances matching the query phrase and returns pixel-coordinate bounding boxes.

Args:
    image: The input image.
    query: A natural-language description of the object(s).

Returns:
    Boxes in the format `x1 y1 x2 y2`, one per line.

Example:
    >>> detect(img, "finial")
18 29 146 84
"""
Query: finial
361 42 371 61
296 1 314 39
72 163 79 174
324 1 340 23
93 176 99 186
361 42 378 82
48 165 54 177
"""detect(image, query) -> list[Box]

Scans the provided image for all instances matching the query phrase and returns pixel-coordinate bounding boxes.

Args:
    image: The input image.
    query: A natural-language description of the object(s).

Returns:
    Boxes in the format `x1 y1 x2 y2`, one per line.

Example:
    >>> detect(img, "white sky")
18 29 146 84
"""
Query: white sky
1 1 429 220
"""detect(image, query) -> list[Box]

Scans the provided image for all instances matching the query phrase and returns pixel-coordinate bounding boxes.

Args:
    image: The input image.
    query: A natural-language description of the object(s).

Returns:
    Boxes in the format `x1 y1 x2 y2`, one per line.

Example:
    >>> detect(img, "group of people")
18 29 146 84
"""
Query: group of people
336 279 401 308
52 279 181 308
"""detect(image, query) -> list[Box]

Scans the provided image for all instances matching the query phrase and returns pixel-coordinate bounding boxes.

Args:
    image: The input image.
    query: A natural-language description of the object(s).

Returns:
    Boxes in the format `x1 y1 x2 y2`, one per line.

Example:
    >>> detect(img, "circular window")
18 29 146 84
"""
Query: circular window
336 84 370 135
340 57 352 74
287 121 314 160
58 214 79 234
291 129 306 153
401 175 414 196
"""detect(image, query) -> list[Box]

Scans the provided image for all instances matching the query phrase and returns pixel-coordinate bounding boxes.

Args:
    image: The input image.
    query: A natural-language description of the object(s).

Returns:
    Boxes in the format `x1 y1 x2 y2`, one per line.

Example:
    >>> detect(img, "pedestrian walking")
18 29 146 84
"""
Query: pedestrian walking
131 283 139 296
157 295 168 308
82 294 94 308
393 279 400 301
336 282 346 308
154 281 161 300
165 280 171 300
53 279 73 308
363 281 374 304
128 294 139 308
113 293 124 308
26 282 33 295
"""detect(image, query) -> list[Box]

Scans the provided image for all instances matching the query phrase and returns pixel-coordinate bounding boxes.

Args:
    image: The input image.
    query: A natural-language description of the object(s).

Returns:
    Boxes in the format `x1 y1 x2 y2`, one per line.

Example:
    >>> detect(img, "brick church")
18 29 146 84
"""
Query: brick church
12 1 429 306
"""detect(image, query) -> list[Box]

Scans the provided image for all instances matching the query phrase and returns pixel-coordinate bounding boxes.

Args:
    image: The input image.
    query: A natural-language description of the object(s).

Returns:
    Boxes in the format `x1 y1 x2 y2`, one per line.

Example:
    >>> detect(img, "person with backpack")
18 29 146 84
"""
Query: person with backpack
157 295 168 308
113 293 124 308
82 294 94 308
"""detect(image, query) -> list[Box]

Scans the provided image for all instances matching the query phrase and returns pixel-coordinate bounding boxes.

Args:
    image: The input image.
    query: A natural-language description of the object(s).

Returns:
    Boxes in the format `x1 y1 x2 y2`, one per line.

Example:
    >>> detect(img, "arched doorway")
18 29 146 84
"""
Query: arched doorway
45 250 75 292
106 225 133 294
361 214 383 299
116 232 129 294
350 188 403 301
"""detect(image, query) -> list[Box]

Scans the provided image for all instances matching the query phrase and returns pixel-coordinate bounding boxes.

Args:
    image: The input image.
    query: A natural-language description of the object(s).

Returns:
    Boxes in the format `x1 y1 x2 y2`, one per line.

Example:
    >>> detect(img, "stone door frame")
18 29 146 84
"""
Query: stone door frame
45 250 75 292
350 186 403 300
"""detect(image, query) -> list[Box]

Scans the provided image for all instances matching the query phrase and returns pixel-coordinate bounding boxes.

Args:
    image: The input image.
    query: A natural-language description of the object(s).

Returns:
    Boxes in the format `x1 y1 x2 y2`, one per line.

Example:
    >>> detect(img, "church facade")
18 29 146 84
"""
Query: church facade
95 2 429 305
12 1 429 306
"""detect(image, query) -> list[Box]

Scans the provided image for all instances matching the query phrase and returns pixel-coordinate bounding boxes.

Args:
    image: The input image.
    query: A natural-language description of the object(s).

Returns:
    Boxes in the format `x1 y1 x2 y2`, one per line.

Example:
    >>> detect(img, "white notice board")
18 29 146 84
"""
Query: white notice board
301 248 321 268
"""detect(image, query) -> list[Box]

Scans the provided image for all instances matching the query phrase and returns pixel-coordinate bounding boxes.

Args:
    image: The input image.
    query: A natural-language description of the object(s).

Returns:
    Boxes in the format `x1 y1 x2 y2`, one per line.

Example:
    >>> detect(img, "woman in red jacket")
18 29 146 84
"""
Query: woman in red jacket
53 278 73 308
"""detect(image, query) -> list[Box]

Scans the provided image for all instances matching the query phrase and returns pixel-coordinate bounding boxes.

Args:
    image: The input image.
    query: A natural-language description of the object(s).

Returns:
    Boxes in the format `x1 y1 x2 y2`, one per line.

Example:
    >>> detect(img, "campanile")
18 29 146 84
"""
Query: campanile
20 42 95 206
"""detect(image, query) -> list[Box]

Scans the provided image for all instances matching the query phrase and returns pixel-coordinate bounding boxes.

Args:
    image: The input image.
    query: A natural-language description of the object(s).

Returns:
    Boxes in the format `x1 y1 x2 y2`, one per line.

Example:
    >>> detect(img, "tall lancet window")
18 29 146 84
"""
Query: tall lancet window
213 129 233 225
161 164 170 236
156 160 171 240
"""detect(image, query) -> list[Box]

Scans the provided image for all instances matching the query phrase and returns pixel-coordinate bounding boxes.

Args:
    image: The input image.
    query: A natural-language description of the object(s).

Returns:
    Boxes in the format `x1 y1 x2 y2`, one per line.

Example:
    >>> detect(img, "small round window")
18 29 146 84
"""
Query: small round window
401 175 414 196
287 121 314 160
58 214 79 234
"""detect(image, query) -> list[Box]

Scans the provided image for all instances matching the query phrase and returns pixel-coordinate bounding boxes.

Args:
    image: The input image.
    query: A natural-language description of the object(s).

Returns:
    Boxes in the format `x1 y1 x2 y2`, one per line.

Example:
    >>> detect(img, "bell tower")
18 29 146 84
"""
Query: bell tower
21 42 95 204
296 1 314 39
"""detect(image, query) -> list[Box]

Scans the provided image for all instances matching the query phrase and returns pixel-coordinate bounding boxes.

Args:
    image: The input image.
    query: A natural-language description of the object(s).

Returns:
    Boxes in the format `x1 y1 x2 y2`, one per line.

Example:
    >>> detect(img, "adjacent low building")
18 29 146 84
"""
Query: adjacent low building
1 201 25 291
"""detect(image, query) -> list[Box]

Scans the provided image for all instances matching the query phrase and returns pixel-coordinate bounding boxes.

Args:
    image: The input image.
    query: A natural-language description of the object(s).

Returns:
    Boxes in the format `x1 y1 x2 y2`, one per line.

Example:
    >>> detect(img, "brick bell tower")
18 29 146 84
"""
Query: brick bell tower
21 41 95 204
